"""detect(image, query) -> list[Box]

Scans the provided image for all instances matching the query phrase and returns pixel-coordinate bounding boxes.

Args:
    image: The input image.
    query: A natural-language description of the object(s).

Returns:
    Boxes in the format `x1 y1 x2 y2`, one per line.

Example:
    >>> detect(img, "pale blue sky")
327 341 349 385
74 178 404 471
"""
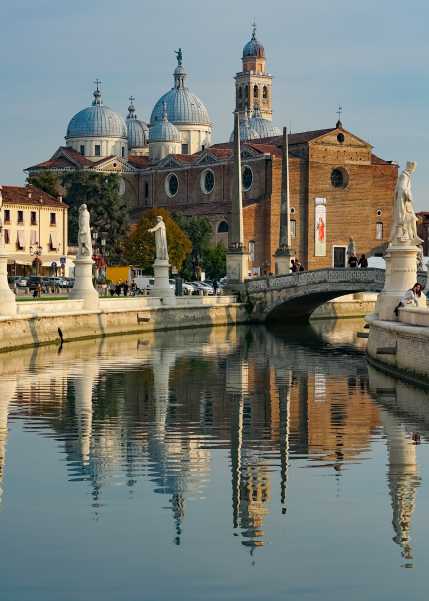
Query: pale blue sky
0 0 428 208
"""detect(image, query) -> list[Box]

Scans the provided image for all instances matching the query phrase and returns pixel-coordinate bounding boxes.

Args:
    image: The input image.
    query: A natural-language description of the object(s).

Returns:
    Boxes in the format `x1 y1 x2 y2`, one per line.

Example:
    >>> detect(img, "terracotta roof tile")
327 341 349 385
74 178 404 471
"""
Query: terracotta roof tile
128 155 151 168
371 153 394 165
1 185 67 208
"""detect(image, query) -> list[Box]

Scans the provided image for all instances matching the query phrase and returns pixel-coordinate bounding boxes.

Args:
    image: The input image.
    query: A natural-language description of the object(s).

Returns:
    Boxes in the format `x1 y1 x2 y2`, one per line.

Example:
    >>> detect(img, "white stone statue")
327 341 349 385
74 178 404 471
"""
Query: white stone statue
391 162 422 244
148 216 169 261
77 204 92 259
347 237 357 259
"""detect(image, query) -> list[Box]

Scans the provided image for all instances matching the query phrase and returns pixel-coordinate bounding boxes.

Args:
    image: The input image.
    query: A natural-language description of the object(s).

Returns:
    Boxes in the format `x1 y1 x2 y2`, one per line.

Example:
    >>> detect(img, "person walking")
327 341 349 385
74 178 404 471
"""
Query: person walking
291 259 298 273
358 254 368 268
123 282 129 297
213 279 218 295
394 282 422 316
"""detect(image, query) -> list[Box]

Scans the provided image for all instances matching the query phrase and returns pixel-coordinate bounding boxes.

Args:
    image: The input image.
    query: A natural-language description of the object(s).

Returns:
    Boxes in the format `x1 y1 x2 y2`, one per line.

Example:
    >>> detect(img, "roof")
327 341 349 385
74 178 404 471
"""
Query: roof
128 155 151 168
26 146 93 171
1 185 66 208
66 87 127 140
371 153 394 165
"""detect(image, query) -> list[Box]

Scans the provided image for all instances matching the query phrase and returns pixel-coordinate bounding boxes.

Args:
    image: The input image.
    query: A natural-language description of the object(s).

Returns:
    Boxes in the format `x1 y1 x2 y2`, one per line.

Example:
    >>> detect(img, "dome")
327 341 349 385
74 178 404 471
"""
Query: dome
150 59 211 126
149 103 181 142
229 112 259 142
126 97 148 149
243 25 265 58
249 106 281 138
66 84 127 140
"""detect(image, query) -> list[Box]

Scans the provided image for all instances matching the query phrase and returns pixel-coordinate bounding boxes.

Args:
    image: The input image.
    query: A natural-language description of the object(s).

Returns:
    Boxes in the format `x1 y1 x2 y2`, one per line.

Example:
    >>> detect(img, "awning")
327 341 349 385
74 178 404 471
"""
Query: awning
17 230 25 249
49 232 58 250
30 230 38 245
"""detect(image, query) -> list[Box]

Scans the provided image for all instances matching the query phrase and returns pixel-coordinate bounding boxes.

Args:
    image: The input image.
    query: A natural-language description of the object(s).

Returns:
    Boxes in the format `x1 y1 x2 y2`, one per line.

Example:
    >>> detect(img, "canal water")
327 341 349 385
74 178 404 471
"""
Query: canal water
0 321 428 600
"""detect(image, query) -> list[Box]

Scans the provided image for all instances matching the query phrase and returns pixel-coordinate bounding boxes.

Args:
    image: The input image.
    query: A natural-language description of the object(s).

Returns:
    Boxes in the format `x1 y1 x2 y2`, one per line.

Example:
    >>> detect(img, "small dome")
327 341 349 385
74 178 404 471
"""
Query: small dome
249 106 281 138
149 103 181 143
229 112 259 142
150 55 211 126
126 96 148 149
66 84 127 140
243 25 265 58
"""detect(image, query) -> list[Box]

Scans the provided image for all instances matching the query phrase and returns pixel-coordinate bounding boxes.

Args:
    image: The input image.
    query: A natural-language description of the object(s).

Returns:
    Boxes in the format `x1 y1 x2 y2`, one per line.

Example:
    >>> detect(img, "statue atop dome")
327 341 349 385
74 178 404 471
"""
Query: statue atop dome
175 48 183 66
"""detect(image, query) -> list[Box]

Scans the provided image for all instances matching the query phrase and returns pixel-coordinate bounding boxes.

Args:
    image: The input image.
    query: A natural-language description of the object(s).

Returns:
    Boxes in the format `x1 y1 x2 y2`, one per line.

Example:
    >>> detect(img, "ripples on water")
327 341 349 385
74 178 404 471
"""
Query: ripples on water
0 320 428 600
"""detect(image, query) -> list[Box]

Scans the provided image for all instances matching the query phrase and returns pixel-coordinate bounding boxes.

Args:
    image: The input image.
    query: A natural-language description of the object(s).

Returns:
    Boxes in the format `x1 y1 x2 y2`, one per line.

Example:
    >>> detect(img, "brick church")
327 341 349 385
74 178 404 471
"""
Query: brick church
26 26 397 273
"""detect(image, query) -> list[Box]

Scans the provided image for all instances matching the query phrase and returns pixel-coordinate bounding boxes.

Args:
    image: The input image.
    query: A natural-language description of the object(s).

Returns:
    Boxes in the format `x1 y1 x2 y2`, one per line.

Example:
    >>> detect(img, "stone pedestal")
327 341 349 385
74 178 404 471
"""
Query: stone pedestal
70 257 99 310
226 251 249 291
274 248 293 275
0 254 16 316
150 259 175 303
375 242 419 320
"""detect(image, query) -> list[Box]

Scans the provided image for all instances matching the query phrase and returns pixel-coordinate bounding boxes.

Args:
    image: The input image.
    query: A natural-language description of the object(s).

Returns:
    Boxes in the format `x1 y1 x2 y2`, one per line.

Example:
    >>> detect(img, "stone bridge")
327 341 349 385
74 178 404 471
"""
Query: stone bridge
245 268 386 321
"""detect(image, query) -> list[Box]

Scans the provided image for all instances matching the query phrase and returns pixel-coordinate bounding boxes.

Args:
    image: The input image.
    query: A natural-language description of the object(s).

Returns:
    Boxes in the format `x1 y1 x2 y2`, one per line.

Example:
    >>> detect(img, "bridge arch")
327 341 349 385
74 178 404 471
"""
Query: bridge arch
245 268 386 322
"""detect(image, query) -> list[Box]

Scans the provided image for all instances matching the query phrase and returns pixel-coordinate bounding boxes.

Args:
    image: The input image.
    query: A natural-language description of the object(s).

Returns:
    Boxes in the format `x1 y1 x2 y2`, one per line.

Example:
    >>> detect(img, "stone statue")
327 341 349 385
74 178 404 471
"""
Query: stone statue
148 216 169 261
175 48 183 66
347 238 357 259
77 204 92 259
391 161 422 244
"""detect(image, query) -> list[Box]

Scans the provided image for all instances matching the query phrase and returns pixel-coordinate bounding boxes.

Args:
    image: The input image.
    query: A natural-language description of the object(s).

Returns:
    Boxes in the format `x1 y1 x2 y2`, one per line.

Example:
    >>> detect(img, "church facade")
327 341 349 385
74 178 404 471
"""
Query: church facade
26 27 397 273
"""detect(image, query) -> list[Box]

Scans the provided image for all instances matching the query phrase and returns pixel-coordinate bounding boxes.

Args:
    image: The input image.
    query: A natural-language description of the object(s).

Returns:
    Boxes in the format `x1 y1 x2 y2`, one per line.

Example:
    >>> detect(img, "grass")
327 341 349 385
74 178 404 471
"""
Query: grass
16 296 69 302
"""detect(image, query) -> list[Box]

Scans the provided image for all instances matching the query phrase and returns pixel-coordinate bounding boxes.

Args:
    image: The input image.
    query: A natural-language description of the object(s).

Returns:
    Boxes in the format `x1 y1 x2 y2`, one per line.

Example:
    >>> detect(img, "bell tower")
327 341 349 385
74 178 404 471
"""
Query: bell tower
235 24 273 121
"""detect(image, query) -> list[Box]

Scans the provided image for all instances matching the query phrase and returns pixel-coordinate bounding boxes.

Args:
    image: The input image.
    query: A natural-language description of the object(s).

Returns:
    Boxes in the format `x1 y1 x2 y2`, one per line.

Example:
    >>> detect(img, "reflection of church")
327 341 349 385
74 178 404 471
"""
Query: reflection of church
26 26 397 272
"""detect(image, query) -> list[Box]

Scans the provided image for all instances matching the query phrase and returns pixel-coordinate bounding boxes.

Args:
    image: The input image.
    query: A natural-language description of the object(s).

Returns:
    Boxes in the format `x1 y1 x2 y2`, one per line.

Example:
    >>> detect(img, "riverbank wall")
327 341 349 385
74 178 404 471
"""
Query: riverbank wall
311 293 376 320
0 296 247 352
367 307 429 386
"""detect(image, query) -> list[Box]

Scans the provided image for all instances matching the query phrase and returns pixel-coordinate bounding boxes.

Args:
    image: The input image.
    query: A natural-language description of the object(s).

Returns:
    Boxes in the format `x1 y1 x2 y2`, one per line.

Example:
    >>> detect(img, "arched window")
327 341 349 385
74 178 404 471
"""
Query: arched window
238 87 242 99
244 85 249 102
217 221 229 233
254 85 259 98
263 86 268 99
376 222 383 240
248 240 255 262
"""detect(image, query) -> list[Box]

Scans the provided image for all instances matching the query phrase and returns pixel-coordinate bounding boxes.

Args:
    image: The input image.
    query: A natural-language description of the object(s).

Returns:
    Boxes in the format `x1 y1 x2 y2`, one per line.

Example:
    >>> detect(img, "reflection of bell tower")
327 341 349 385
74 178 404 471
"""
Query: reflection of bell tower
235 24 273 121
380 409 421 567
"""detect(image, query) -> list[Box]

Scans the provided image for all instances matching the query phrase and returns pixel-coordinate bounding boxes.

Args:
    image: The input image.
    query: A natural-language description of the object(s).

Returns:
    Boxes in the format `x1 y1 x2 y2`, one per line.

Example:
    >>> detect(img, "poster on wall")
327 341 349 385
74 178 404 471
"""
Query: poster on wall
314 197 326 257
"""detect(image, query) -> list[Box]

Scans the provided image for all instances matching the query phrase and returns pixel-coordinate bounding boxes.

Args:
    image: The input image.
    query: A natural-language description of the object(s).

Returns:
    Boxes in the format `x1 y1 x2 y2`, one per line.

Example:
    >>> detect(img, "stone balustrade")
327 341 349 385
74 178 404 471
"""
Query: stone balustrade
399 306 429 328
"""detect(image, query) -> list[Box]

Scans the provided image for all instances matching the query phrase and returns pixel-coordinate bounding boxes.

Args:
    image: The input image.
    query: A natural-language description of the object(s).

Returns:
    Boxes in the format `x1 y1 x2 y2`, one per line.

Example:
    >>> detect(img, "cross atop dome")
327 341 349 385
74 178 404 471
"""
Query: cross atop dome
92 79 103 106
336 105 343 128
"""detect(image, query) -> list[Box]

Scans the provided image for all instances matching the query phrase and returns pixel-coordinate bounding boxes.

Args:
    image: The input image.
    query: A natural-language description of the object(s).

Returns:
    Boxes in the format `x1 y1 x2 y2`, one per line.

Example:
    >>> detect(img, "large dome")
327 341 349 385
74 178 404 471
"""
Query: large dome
150 64 211 126
126 97 148 149
249 107 281 138
66 86 127 140
229 112 259 142
243 25 265 58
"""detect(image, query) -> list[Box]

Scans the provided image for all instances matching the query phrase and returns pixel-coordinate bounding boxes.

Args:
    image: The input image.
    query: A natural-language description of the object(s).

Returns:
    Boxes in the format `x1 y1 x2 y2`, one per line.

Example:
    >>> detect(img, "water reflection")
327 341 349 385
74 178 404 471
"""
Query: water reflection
0 320 429 571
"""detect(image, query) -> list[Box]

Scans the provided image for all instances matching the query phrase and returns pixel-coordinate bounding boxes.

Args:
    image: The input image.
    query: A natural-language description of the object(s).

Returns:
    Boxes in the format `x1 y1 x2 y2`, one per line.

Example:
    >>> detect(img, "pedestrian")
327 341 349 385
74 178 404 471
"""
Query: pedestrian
394 282 422 316
358 254 368 268
109 284 115 297
213 280 218 295
299 263 305 272
123 282 129 297
115 282 121 296
348 253 358 268
291 259 298 273
131 281 137 296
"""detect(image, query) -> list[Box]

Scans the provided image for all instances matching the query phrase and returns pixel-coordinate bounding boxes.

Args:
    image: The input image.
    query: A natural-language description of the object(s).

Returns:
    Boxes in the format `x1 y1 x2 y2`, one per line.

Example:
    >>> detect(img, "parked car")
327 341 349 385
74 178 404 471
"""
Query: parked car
8 276 28 288
27 276 45 292
182 282 196 295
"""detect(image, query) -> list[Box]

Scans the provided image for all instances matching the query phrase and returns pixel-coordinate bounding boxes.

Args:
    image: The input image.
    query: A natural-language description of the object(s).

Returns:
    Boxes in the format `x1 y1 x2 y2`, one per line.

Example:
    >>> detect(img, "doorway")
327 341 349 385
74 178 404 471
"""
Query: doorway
333 246 346 268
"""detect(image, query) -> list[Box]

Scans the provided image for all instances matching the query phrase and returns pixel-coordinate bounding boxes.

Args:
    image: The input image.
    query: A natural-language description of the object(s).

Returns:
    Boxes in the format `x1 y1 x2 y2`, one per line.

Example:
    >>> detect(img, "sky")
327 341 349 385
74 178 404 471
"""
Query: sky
0 0 428 209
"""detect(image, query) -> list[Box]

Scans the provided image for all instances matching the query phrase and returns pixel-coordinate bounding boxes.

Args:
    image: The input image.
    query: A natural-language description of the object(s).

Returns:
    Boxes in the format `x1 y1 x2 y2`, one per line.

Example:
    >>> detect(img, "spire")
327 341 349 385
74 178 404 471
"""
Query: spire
127 96 137 120
92 79 103 106
251 20 257 40
336 105 343 128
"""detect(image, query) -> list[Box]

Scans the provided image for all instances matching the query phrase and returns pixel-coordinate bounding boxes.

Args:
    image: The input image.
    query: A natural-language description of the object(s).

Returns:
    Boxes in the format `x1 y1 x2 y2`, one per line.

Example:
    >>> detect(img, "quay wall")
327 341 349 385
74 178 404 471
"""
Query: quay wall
367 308 429 385
0 296 247 352
311 293 376 320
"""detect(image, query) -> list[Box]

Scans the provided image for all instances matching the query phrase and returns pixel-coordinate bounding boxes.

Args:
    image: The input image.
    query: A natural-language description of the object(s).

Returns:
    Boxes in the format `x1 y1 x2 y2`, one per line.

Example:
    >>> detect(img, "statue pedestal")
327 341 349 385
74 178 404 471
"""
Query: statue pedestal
274 247 293 275
0 253 16 316
226 250 249 292
375 241 419 320
70 257 99 310
151 259 175 303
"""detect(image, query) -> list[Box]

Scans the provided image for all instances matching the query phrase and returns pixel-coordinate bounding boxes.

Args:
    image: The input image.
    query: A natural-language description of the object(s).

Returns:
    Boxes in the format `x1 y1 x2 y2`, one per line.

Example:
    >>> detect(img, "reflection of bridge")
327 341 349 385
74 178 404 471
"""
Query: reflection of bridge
245 268 386 321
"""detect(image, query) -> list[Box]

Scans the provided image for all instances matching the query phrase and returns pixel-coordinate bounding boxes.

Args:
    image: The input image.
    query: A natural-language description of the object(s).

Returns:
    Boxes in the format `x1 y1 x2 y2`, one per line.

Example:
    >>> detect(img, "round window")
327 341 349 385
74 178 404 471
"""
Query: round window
165 173 179 197
201 169 215 194
242 166 253 191
290 207 296 214
331 168 348 188
376 209 382 217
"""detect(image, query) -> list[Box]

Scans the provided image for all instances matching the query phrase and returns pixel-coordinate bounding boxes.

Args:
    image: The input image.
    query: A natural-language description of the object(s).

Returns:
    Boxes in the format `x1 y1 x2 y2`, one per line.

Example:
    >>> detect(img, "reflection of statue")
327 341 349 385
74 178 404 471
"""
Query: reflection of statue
78 204 92 258
347 237 356 259
175 48 183 66
392 162 422 244
148 216 169 261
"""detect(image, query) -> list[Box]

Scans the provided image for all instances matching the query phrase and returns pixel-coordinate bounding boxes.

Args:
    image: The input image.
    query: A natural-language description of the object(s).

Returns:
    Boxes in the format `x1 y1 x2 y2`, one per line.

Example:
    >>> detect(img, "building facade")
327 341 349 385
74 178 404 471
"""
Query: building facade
0 186 68 275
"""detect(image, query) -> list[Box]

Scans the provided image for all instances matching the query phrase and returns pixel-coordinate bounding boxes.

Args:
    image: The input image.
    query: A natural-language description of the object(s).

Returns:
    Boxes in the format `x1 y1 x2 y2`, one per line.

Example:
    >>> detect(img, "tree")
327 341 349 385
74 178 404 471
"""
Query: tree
174 214 213 279
124 208 191 272
62 172 129 262
202 243 226 280
26 171 60 198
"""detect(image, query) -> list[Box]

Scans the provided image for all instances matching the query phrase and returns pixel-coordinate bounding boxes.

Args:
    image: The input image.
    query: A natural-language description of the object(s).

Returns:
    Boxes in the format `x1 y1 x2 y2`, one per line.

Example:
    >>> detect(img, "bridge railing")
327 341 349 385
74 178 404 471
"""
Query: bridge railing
245 267 386 293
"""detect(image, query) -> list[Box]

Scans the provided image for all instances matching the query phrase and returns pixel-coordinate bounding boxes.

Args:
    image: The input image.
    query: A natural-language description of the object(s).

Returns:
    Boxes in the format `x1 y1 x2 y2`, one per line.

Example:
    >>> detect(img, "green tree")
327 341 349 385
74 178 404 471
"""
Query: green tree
26 171 60 198
202 243 226 280
174 214 213 279
62 172 129 262
124 208 191 272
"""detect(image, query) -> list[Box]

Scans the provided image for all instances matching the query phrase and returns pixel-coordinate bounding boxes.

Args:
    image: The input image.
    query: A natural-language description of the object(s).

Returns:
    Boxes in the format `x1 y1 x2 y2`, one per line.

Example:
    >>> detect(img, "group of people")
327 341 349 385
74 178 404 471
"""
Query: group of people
291 259 305 272
109 281 138 297
348 253 368 269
